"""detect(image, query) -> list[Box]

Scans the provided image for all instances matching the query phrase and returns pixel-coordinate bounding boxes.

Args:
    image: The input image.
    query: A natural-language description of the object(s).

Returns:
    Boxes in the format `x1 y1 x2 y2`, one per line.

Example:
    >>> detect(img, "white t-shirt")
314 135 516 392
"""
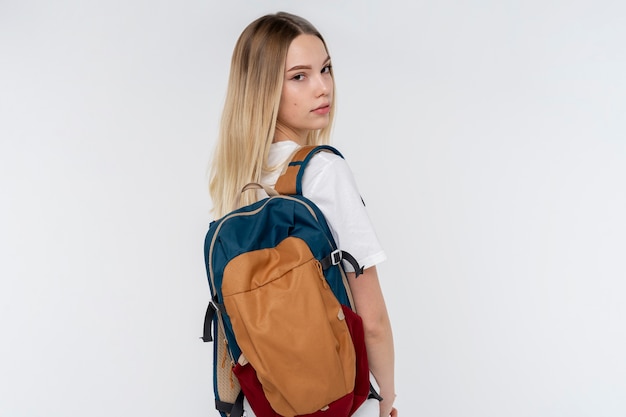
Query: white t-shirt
260 140 386 271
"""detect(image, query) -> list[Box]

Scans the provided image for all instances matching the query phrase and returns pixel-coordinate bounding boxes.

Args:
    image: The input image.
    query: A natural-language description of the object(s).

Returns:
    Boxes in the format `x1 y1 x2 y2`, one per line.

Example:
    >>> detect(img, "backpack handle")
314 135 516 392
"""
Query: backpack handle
275 145 343 195
241 182 279 197
234 182 279 208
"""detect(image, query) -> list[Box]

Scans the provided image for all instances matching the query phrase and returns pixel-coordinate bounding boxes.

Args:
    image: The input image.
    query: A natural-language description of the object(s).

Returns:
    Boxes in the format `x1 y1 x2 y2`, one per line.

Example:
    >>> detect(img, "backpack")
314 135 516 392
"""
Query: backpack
201 145 379 417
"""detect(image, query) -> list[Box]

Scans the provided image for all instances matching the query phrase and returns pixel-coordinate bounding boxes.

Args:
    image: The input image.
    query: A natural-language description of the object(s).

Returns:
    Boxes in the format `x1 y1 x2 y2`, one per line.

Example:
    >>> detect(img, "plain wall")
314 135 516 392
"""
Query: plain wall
1 0 625 416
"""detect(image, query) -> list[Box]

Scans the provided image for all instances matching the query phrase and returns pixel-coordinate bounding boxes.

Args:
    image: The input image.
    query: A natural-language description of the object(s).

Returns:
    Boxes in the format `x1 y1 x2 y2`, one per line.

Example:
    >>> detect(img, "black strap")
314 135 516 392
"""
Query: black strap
230 391 245 417
320 250 364 278
368 382 384 401
200 302 217 342
215 400 231 413
215 391 244 417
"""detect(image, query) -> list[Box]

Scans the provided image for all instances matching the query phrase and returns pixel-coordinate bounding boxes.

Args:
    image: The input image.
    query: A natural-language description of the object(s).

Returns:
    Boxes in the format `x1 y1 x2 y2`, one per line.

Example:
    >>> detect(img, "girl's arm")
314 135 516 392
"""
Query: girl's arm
347 266 397 417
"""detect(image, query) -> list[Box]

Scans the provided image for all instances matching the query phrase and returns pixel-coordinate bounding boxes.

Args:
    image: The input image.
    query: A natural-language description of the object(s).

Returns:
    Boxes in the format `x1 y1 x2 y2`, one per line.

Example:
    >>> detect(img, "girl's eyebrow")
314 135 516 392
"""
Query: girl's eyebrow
286 56 331 72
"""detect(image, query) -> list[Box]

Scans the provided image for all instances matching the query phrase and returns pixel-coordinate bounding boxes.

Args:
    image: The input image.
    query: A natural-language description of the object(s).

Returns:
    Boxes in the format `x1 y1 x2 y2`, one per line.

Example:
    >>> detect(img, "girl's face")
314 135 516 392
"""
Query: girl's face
275 34 333 144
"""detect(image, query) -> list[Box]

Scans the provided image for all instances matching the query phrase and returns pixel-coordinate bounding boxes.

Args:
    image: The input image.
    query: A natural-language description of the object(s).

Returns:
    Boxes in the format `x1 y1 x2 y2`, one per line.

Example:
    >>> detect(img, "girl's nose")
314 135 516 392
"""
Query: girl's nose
315 75 331 97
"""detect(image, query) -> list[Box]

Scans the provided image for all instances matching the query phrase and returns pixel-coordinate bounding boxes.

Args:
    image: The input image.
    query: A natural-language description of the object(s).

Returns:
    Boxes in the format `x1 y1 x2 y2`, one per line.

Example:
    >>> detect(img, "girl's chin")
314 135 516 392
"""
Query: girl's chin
308 118 330 130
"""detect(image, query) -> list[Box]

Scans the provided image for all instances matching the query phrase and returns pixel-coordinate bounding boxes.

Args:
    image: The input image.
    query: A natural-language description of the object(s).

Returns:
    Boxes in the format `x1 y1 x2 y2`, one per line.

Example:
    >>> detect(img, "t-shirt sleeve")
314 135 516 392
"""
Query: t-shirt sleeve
301 153 386 271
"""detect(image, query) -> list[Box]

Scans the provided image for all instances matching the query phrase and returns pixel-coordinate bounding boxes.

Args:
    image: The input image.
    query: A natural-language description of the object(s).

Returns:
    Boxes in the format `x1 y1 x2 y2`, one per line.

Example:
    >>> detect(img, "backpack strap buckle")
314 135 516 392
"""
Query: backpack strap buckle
321 249 364 278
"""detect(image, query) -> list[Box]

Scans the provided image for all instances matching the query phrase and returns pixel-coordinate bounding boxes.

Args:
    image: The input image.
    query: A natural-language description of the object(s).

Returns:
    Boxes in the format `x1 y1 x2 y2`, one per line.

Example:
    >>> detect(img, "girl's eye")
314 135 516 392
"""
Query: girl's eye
292 74 305 81
322 64 332 74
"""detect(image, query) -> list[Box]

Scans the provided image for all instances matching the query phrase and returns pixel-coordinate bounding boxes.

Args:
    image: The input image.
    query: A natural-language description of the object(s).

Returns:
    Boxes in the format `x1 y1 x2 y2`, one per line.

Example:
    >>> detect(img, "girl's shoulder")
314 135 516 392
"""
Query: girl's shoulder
305 148 349 181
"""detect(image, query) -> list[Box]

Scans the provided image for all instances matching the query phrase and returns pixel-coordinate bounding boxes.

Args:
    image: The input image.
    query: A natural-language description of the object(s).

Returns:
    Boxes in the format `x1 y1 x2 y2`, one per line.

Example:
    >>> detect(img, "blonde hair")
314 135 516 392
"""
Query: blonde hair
208 12 336 219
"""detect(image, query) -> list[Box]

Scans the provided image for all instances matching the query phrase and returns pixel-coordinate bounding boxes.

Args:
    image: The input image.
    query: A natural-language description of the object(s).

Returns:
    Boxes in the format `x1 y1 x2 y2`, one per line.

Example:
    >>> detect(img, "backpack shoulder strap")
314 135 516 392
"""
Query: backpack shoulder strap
274 145 344 195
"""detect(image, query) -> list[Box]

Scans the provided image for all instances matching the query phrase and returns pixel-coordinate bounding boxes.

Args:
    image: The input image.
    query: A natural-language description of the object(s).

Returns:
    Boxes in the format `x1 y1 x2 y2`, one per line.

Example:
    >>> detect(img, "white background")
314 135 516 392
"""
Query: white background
1 0 625 416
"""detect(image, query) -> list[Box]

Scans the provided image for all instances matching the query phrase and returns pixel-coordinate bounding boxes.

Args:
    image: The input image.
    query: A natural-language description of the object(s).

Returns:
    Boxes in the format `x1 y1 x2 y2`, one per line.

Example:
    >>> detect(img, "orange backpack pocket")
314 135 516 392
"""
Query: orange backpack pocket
222 236 356 417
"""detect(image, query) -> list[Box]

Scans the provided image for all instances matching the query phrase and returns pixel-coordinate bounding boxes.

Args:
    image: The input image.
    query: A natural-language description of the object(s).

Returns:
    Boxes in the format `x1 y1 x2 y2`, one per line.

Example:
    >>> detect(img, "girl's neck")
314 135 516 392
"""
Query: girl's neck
274 123 306 145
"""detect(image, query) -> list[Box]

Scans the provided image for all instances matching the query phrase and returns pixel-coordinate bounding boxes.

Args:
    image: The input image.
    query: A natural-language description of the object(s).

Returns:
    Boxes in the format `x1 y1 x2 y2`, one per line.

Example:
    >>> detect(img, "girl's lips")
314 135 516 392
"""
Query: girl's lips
312 105 330 115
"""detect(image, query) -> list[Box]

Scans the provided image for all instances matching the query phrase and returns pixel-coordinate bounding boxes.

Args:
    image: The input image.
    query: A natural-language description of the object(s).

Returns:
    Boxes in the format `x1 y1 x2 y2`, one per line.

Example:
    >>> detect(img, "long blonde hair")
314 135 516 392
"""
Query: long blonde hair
208 12 336 219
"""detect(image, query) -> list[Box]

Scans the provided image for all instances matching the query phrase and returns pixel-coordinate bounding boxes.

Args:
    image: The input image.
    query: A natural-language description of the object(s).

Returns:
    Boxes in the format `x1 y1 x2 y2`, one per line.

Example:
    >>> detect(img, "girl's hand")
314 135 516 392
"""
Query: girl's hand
380 402 397 417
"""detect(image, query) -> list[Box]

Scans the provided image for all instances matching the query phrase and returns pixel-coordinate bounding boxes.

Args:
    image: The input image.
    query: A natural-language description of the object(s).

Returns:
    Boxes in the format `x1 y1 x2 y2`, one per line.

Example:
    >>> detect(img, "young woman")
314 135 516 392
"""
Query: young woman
208 12 397 417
